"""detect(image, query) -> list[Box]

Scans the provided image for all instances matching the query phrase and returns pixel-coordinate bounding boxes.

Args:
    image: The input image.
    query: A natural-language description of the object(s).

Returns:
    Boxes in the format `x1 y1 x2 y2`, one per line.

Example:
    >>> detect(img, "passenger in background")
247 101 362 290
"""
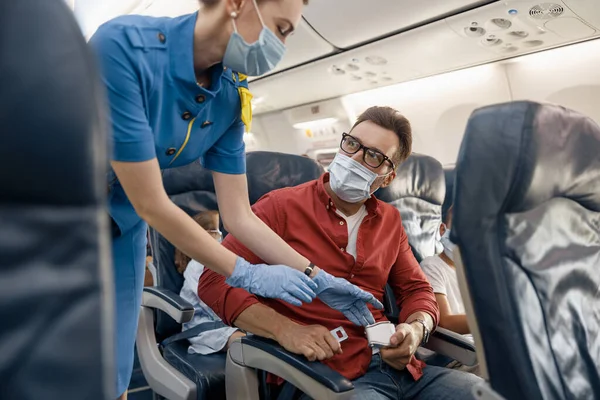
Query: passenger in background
421 206 480 374
421 206 470 335
177 211 245 355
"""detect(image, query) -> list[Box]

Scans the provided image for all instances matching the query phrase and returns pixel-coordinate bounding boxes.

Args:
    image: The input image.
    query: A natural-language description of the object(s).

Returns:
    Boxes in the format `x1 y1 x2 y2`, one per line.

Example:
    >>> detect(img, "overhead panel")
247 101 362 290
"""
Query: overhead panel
302 0 490 49
249 19 496 114
250 0 600 115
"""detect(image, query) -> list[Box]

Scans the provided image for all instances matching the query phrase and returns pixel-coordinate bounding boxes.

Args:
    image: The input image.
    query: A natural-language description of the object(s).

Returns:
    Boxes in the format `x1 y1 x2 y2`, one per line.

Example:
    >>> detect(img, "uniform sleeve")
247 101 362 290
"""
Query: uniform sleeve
420 257 448 296
203 119 246 174
388 223 440 327
197 192 283 324
89 23 156 162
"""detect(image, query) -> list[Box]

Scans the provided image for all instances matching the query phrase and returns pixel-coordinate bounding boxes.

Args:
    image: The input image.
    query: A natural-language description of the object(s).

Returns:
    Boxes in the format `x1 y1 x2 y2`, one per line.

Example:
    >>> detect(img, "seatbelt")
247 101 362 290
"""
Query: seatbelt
161 321 228 348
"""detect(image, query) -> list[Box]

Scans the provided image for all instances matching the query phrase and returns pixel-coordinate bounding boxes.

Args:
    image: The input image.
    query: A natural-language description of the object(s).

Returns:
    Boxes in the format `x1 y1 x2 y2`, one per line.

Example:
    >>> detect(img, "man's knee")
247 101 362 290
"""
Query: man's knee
428 367 482 399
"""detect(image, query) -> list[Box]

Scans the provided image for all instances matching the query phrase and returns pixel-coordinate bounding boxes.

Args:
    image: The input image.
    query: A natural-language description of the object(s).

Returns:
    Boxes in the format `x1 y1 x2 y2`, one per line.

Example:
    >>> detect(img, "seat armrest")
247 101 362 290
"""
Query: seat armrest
226 336 354 400
142 287 194 324
424 327 478 366
245 336 353 392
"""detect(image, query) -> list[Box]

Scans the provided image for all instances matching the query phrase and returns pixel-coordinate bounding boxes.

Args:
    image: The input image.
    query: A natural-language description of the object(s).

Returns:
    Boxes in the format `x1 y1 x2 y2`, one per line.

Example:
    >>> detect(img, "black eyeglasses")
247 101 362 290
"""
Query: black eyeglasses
340 133 395 170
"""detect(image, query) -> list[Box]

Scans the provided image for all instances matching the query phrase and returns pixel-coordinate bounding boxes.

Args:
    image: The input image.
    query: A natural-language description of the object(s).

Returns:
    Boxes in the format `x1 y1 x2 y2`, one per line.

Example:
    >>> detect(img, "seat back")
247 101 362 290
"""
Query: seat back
376 153 446 261
152 152 324 341
453 101 600 400
0 0 113 398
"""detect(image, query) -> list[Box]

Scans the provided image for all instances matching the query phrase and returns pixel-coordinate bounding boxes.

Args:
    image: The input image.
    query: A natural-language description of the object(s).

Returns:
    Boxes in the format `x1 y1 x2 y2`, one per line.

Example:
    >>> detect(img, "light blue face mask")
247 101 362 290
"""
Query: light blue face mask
222 0 286 77
440 229 456 262
328 153 389 203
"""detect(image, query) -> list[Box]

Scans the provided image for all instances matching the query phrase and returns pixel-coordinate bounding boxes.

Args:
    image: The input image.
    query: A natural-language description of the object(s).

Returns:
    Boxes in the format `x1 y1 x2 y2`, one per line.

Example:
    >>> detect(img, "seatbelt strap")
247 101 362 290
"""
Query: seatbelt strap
161 321 228 348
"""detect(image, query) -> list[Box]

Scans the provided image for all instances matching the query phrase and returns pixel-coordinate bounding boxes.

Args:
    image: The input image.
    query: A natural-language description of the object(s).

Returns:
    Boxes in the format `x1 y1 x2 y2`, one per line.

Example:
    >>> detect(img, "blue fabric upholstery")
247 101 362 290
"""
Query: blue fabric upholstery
0 0 112 398
453 101 600 400
376 153 446 261
149 152 324 399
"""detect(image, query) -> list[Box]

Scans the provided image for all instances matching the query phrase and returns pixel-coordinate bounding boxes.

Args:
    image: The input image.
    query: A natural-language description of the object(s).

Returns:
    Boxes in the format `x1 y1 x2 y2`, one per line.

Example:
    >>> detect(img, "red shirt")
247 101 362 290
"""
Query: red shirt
198 173 439 382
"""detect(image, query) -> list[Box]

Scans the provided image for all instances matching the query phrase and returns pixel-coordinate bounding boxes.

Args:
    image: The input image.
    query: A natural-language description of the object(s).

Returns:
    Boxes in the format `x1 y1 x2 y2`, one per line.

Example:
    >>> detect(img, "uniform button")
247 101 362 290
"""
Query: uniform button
201 120 212 128
339 221 345 226
195 94 206 103
158 32 166 43
181 111 192 120
326 205 330 210
350 273 355 278
166 148 176 156
340 247 345 252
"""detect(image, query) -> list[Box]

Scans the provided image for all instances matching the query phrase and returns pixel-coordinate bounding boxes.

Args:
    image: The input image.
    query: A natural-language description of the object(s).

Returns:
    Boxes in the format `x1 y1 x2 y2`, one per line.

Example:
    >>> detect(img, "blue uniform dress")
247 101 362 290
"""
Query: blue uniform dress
89 12 249 396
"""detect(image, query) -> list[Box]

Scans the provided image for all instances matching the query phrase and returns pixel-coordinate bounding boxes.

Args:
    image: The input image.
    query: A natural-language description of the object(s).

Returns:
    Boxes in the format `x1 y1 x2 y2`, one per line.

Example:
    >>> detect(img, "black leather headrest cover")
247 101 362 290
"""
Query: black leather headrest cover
376 153 445 260
377 153 445 206
453 101 600 399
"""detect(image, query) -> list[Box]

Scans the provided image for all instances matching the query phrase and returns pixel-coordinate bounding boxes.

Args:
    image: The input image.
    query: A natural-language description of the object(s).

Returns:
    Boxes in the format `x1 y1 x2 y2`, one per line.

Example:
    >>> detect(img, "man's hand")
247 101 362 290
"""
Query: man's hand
275 321 342 362
381 323 422 370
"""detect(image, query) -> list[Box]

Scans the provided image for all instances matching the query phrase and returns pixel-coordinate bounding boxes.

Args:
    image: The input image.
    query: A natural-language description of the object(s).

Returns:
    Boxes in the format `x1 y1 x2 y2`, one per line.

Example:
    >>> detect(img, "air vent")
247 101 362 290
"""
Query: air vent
507 30 529 39
482 37 503 46
490 18 512 29
529 3 564 20
346 63 360 71
464 26 486 37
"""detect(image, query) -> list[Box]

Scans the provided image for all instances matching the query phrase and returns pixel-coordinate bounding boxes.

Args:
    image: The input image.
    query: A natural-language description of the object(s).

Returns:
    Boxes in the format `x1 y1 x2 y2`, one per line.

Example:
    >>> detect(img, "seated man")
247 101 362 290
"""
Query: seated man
199 106 481 399
177 210 245 355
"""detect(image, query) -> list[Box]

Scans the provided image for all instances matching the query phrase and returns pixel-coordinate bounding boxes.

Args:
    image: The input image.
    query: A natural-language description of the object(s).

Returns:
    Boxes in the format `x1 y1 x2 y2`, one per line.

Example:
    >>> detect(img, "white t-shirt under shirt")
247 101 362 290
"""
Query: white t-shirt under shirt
335 205 368 260
421 255 475 344
420 255 465 315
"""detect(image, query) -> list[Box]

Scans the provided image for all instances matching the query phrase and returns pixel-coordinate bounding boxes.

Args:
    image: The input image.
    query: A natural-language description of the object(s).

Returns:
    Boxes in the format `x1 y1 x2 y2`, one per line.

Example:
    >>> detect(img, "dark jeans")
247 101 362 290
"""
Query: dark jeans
300 353 482 400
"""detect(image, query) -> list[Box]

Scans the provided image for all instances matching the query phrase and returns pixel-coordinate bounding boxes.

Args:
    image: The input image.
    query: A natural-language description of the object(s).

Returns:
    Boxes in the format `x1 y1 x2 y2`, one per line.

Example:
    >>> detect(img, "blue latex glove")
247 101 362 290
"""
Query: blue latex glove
313 270 383 326
226 257 318 306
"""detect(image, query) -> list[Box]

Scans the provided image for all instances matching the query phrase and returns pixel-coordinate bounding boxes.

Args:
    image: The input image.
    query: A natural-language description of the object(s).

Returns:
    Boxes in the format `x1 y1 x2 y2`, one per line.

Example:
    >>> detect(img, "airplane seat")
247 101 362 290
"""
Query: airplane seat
0 0 113 398
452 100 600 400
376 153 446 262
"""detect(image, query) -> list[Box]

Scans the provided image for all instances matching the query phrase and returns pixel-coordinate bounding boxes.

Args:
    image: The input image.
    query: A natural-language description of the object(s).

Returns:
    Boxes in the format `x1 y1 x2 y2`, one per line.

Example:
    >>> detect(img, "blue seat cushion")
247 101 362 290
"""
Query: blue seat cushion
162 341 227 400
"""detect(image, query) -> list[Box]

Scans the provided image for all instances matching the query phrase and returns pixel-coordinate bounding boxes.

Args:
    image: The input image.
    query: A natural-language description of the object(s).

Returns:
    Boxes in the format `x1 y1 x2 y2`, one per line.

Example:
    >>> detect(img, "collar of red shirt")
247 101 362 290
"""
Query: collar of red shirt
317 173 381 216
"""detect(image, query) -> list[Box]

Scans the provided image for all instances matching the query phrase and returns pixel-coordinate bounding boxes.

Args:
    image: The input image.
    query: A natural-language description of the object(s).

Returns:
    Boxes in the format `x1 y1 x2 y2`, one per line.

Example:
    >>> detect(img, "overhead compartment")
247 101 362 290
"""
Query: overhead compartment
302 0 492 49
250 0 600 115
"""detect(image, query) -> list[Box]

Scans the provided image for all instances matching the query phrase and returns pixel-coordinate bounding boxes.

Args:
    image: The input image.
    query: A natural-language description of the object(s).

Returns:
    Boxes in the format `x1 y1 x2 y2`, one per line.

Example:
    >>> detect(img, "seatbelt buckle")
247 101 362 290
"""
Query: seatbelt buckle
365 321 395 348
330 326 348 343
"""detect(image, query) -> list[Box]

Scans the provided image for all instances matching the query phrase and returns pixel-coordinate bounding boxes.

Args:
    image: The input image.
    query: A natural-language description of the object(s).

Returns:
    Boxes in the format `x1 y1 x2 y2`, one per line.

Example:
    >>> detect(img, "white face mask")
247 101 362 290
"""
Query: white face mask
440 229 456 262
328 153 389 203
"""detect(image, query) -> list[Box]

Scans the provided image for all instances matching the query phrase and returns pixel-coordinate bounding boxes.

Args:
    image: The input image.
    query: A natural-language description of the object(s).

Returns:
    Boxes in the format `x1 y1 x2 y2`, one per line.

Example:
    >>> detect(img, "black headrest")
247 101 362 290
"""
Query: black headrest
153 152 324 340
376 153 445 206
246 151 325 205
0 0 111 398
376 154 445 260
453 101 600 399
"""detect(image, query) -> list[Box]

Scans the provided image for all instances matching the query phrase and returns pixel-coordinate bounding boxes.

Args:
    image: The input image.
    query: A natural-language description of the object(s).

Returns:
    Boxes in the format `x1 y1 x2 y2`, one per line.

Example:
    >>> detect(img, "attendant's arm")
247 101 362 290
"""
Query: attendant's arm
435 293 470 334
113 160 239 277
212 172 319 276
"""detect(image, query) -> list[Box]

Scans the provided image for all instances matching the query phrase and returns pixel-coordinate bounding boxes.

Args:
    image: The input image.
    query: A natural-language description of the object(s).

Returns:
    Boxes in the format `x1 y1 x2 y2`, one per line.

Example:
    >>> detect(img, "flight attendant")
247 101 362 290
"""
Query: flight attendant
89 0 383 397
